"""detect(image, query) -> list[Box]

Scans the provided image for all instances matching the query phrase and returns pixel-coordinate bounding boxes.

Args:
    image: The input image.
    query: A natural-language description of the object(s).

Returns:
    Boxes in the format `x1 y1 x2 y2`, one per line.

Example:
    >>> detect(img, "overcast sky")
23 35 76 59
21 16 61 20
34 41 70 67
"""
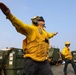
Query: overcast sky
0 0 76 51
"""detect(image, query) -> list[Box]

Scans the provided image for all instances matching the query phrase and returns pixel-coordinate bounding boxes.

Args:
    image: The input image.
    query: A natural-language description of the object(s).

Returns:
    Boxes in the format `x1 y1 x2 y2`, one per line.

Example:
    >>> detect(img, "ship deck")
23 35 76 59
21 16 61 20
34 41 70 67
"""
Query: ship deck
51 64 75 75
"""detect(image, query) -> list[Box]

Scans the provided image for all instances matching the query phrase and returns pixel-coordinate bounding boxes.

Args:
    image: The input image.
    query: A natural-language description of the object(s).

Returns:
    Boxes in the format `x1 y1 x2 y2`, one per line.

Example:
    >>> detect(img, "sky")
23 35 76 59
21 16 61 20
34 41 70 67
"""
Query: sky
0 0 76 51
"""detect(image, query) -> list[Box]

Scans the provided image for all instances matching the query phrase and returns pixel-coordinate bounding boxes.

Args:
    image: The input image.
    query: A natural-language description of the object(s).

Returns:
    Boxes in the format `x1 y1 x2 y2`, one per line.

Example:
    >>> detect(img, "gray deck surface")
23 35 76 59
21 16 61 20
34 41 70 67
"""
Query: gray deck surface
51 64 75 75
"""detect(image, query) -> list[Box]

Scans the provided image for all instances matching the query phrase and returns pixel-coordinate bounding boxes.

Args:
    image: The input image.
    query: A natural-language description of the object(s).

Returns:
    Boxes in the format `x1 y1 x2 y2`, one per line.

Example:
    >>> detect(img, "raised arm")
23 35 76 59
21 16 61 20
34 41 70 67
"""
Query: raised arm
48 32 58 38
0 2 33 37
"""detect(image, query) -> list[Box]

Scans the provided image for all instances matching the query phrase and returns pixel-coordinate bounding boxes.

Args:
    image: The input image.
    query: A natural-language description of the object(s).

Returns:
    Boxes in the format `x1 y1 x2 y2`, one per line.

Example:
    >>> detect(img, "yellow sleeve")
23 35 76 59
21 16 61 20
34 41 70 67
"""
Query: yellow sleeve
62 48 68 56
47 33 55 38
6 13 33 36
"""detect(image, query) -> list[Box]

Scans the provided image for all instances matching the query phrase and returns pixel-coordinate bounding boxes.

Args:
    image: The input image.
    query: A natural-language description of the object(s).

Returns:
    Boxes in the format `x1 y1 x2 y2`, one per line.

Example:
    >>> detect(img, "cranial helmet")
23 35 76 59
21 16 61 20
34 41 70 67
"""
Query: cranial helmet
31 16 45 25
65 42 70 45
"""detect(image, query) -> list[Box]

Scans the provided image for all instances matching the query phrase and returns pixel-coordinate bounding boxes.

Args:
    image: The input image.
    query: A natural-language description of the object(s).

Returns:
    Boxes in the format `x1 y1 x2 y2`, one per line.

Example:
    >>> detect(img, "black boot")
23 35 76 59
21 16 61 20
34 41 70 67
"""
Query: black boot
64 72 67 75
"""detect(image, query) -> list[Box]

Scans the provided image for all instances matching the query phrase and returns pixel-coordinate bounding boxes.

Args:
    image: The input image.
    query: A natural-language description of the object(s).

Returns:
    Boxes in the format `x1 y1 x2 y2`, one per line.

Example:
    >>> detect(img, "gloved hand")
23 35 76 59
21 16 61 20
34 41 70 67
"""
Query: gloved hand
54 32 58 36
0 2 10 16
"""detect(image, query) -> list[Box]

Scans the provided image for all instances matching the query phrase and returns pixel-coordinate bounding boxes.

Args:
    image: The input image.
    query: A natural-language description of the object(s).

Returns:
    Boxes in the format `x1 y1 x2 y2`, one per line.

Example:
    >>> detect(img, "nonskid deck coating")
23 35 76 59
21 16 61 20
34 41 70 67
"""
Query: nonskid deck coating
51 64 75 75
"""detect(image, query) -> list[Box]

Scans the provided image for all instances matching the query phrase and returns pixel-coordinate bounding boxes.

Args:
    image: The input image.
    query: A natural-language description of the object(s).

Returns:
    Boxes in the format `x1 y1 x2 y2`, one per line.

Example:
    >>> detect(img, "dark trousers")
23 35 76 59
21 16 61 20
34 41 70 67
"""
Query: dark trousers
22 58 53 75
64 59 76 75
